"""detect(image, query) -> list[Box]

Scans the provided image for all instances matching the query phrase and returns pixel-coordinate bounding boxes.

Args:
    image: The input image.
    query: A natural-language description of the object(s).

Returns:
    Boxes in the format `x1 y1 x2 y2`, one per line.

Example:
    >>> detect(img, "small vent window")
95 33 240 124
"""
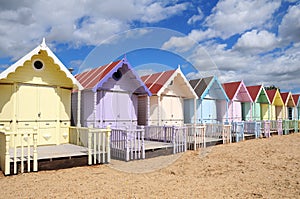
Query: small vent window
33 60 44 70
112 69 122 81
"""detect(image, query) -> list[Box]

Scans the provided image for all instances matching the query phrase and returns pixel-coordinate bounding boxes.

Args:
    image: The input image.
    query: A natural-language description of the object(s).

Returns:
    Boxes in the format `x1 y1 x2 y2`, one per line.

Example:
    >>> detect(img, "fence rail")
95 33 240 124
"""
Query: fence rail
231 122 244 142
244 121 261 138
69 126 111 165
0 127 38 175
110 127 145 161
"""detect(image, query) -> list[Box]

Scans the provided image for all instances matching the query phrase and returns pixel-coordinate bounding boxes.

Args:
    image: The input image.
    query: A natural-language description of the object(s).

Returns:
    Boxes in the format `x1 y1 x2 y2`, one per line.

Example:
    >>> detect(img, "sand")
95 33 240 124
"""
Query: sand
0 133 299 198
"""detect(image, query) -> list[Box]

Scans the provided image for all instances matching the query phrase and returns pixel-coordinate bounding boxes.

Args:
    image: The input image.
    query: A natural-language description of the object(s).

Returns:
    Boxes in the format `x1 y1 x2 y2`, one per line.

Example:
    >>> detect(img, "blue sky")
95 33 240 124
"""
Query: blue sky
0 0 299 92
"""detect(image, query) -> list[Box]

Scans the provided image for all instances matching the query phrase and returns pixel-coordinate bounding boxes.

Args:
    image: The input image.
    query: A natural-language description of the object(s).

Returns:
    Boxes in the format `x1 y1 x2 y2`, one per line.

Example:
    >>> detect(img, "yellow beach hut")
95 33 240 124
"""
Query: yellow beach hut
265 89 284 120
0 39 82 147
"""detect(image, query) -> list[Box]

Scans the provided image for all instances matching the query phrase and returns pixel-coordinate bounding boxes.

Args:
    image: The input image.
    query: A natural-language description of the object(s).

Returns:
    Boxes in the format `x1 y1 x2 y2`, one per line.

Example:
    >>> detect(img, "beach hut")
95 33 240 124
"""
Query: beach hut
184 76 229 124
72 58 151 128
140 67 197 126
0 38 82 146
222 81 253 122
292 94 300 120
246 85 270 121
280 92 296 120
265 89 284 120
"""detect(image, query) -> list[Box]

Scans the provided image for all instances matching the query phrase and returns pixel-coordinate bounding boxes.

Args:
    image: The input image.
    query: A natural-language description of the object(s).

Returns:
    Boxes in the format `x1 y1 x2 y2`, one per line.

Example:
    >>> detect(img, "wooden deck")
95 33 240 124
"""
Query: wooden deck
8 144 106 173
9 144 91 162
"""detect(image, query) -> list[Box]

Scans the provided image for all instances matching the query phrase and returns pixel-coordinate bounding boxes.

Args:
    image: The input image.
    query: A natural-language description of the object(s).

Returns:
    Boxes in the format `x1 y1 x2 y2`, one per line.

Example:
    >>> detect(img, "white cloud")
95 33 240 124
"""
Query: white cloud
278 4 300 44
187 7 204 25
0 0 189 60
205 0 281 39
234 30 279 54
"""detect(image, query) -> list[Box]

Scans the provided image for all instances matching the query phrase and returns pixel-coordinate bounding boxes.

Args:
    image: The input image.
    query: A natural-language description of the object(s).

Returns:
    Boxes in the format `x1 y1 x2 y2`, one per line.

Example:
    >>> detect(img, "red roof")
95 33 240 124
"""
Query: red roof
266 89 277 103
141 70 176 94
75 60 121 89
292 94 300 105
246 85 261 102
280 92 289 104
222 81 241 100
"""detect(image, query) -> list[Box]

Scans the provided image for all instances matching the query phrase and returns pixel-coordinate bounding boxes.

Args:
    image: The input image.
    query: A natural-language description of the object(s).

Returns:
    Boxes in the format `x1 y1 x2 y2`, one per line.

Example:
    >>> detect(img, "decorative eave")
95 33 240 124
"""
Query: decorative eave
156 66 198 99
92 57 152 96
0 38 83 90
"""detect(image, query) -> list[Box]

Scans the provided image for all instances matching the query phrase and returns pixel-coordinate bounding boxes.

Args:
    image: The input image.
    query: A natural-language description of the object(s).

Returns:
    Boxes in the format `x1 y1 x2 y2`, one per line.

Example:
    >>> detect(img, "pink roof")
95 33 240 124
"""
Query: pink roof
141 70 176 94
246 85 261 102
75 60 121 89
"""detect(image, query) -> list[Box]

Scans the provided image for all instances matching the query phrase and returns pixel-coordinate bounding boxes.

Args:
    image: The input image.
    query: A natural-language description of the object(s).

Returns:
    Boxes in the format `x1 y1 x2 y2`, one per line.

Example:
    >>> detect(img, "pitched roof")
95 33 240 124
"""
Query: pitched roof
0 38 83 90
280 92 295 107
189 76 229 101
75 58 151 95
141 70 175 94
75 60 120 89
292 94 300 106
141 67 197 98
246 85 261 102
266 89 277 103
266 89 284 106
189 76 214 98
222 81 252 102
222 81 241 100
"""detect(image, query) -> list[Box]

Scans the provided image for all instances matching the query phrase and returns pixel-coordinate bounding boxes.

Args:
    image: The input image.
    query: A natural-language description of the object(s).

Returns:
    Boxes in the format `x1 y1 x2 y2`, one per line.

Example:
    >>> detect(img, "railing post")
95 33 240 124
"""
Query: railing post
4 133 10 175
172 126 176 154
125 129 130 162
106 126 111 163
33 130 38 172
141 126 145 159
88 129 92 165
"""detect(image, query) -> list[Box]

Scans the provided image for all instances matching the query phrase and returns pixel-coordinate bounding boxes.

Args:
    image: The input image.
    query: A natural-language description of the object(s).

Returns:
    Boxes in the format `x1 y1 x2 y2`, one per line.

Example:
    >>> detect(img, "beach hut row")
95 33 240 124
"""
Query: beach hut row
0 39 298 175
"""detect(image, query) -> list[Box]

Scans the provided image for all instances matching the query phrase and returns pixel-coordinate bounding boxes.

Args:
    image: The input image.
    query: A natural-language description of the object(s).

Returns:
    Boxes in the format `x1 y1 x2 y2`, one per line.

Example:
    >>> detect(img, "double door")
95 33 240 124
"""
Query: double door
17 84 59 145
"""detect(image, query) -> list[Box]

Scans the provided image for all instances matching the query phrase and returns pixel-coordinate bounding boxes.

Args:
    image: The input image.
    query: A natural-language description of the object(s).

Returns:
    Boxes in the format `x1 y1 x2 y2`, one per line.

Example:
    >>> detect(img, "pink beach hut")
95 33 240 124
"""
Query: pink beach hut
72 58 151 128
222 81 253 122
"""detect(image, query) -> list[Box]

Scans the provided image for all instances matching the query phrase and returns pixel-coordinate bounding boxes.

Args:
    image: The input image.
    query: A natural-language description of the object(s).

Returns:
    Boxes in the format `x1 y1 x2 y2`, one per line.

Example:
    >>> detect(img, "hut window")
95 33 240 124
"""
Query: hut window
112 69 122 81
33 60 44 70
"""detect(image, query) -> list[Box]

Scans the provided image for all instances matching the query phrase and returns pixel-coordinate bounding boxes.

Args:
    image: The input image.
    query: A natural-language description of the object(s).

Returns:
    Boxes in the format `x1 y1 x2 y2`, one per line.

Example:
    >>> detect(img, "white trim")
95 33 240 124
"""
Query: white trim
157 67 198 99
0 38 83 90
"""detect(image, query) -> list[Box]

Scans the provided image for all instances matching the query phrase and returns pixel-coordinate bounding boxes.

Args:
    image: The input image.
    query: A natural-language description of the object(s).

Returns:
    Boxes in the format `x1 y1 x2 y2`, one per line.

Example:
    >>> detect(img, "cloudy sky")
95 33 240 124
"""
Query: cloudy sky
0 0 299 92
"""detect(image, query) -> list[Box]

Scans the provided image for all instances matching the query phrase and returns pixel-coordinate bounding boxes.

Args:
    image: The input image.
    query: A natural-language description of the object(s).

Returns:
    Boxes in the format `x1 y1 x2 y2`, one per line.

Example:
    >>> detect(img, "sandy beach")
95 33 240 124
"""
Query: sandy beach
0 133 299 198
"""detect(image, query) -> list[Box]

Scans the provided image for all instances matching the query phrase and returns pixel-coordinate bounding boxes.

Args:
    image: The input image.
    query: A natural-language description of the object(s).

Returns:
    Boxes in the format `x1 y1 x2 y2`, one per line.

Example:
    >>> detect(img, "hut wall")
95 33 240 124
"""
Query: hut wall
276 106 283 120
228 101 242 122
242 102 252 121
200 99 217 123
216 100 227 123
0 84 14 129
183 98 194 124
252 102 261 121
261 104 269 120
161 95 183 126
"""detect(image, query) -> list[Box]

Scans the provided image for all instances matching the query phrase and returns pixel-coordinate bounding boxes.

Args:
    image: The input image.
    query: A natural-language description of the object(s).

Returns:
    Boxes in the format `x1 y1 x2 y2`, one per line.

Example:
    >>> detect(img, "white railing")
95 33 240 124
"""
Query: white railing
0 127 38 175
231 122 244 142
244 121 261 138
185 124 206 150
110 127 145 161
69 126 111 165
143 125 187 154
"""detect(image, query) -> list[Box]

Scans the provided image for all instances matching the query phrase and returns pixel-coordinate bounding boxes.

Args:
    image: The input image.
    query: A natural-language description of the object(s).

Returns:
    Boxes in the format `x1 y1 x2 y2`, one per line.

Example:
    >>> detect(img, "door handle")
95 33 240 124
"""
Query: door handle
38 112 41 118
